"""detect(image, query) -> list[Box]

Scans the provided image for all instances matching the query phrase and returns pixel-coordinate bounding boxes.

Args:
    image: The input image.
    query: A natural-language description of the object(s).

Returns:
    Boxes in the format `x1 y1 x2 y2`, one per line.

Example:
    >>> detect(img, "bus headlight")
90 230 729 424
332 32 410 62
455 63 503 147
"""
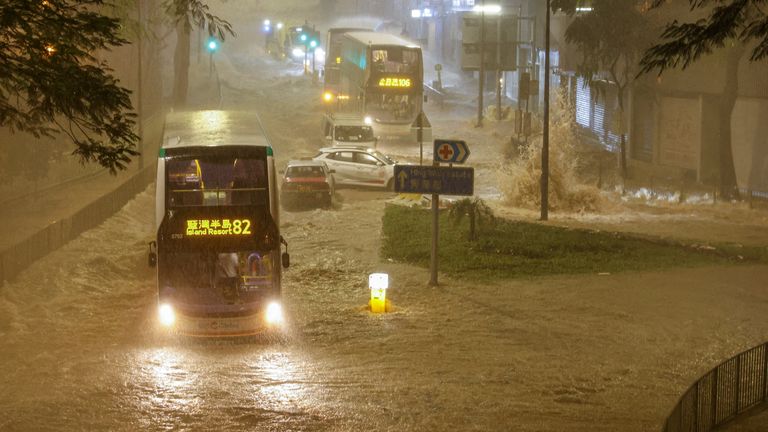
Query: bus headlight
265 302 284 326
323 91 334 102
158 303 176 327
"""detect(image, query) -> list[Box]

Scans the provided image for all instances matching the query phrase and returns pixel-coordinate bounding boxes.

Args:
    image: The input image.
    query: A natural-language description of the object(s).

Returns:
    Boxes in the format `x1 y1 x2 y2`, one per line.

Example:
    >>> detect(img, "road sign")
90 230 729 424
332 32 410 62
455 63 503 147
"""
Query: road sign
434 139 470 164
394 165 474 196
410 111 432 144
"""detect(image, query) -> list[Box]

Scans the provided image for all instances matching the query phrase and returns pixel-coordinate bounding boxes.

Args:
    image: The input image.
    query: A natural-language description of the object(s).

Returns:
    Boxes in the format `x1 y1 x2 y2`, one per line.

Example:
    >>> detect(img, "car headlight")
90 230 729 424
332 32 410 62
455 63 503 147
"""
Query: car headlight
158 303 175 327
265 302 284 326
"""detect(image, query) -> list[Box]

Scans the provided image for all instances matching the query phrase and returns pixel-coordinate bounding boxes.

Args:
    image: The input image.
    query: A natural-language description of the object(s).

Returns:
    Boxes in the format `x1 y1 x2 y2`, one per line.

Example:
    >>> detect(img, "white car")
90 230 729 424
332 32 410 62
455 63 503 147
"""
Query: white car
313 146 397 190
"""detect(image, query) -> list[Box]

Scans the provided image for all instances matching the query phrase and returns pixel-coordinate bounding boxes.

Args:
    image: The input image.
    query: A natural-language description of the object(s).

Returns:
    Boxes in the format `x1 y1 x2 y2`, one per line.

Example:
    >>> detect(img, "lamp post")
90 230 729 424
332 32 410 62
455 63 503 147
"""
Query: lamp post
541 0 550 221
476 0 486 127
136 0 143 169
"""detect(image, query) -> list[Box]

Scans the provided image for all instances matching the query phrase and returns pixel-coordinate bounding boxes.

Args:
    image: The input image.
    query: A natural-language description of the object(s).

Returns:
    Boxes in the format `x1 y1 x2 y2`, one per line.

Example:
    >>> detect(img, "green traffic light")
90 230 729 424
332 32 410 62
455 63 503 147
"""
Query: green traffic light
206 38 219 52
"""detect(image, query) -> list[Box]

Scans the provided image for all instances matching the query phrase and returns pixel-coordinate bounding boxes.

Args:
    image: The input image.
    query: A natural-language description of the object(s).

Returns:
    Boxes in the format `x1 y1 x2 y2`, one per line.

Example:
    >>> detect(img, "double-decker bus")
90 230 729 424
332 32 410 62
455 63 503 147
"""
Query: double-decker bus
329 31 423 133
322 27 370 99
149 111 289 337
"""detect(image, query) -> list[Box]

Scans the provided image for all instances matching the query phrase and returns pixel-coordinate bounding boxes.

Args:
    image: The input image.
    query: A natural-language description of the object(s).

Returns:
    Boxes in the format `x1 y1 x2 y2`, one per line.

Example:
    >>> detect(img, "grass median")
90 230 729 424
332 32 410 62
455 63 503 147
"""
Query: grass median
381 204 767 280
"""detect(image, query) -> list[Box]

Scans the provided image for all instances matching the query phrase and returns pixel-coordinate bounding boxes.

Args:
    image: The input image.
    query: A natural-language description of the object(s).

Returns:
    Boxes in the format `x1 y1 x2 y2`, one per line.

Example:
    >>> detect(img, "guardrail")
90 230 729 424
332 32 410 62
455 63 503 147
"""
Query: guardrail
663 342 768 431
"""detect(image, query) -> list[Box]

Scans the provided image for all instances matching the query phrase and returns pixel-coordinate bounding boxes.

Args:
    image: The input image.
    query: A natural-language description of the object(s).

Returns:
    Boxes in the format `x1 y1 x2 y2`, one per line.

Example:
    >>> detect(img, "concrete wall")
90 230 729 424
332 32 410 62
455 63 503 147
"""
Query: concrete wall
0 164 156 284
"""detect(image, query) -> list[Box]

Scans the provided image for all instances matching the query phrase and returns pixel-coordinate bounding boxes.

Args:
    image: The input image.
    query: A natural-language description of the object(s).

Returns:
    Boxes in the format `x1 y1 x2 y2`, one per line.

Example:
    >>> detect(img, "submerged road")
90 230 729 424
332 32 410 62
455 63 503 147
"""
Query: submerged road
2 11 768 431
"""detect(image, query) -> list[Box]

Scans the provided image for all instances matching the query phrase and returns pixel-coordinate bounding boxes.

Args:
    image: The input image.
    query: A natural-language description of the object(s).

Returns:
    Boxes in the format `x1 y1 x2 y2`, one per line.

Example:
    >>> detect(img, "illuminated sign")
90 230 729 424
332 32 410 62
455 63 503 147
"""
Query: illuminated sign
186 219 252 236
378 77 412 88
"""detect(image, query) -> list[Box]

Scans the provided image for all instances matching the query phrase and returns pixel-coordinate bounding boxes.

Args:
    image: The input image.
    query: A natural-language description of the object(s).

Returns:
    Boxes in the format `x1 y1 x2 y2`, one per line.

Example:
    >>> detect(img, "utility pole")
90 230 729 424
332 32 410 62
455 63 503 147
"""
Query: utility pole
495 10 502 121
540 0 550 221
136 0 144 169
476 0 486 127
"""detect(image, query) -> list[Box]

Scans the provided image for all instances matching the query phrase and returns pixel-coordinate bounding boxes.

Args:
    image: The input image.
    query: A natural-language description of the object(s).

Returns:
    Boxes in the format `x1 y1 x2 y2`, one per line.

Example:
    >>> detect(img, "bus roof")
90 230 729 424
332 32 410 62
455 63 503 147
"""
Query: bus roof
343 31 421 49
327 27 371 35
162 111 272 150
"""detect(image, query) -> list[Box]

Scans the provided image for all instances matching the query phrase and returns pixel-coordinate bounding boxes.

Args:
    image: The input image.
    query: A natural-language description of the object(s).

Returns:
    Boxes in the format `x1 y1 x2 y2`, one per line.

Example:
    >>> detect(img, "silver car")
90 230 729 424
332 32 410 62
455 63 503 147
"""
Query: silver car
312 146 397 190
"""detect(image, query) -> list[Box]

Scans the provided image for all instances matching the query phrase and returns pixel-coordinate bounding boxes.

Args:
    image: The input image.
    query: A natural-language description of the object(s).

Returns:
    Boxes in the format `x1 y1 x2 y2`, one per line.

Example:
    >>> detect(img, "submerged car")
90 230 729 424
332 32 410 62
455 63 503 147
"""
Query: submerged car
280 160 335 208
321 113 377 148
312 146 397 190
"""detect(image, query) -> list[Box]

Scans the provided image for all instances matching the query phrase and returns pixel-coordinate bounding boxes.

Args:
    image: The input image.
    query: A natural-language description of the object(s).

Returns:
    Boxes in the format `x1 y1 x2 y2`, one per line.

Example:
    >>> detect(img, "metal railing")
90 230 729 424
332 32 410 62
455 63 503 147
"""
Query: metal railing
663 342 768 431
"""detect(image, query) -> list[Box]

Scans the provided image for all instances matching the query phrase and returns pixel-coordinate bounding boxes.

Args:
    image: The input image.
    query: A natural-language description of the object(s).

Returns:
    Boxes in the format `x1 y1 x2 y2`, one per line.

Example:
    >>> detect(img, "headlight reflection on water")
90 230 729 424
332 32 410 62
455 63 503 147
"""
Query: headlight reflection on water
247 351 307 408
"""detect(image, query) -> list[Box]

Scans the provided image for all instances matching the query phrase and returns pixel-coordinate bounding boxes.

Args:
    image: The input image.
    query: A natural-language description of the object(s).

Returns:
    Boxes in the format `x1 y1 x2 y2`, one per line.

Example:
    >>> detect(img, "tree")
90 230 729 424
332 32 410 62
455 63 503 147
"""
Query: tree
448 197 495 241
552 0 651 183
639 0 768 199
1 0 138 173
163 0 234 108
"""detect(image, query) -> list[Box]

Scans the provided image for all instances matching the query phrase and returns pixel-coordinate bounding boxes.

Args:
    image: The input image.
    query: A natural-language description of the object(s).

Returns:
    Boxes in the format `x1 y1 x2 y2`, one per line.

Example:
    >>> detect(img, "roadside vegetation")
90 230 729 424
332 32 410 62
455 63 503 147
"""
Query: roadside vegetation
381 205 768 281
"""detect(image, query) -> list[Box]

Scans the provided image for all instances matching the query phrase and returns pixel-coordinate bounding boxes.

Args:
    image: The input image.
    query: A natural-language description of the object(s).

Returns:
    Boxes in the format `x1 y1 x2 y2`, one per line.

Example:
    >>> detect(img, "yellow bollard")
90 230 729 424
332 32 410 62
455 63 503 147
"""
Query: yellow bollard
369 273 389 313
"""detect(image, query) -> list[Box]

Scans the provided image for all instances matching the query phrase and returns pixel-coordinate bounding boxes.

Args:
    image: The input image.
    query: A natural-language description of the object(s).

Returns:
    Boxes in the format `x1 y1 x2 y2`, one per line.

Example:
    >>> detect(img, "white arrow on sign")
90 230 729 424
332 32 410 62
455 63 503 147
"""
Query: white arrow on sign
397 170 408 190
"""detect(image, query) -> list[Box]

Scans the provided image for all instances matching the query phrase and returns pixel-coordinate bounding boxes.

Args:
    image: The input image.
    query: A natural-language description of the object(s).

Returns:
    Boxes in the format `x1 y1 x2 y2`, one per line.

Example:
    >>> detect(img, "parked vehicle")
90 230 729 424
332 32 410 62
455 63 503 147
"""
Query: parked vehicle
312 146 397 190
321 113 377 148
280 160 335 208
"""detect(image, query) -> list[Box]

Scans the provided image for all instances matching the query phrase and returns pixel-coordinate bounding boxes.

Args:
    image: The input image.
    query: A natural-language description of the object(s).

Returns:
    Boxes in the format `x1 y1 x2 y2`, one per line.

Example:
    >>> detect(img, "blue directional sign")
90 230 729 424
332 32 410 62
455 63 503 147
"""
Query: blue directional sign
394 165 474 195
434 139 470 164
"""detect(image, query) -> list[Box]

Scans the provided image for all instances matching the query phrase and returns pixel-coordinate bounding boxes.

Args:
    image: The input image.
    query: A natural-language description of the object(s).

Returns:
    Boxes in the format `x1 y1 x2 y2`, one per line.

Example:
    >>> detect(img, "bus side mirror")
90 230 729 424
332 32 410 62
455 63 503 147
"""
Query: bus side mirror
280 235 290 268
282 252 290 268
148 241 157 268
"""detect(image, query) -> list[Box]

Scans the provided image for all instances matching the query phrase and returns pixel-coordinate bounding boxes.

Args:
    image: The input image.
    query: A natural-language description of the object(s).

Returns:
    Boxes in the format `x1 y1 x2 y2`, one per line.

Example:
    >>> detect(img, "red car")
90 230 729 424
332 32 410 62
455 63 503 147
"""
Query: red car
280 160 335 208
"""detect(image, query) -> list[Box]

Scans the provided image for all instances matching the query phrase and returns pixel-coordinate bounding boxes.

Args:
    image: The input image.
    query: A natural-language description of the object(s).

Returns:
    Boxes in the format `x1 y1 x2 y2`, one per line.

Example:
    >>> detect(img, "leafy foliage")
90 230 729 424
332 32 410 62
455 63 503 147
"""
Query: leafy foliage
448 197 495 241
163 0 234 40
551 0 650 86
0 0 139 173
640 0 768 75
551 0 651 181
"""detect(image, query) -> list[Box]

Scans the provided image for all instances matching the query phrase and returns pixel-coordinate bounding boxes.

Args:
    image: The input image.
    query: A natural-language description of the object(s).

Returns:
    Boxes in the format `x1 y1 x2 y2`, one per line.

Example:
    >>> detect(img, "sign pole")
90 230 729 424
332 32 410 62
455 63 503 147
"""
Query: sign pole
418 113 423 165
429 160 439 286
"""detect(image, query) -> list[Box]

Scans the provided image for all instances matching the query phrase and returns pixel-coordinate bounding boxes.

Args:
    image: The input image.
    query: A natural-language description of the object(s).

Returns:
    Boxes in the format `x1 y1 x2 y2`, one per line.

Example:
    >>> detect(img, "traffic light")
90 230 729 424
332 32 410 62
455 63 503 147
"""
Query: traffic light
307 30 320 51
206 37 220 53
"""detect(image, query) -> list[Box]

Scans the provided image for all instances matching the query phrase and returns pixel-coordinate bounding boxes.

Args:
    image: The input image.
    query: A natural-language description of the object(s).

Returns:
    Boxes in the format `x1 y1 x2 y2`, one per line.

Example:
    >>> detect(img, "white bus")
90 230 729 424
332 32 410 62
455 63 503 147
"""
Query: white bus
149 111 289 337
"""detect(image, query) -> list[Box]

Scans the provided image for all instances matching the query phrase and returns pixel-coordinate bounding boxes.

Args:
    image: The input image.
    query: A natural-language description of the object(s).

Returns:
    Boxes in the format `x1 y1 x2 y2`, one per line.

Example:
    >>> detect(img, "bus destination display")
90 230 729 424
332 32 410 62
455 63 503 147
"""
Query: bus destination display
186 218 252 236
378 77 412 88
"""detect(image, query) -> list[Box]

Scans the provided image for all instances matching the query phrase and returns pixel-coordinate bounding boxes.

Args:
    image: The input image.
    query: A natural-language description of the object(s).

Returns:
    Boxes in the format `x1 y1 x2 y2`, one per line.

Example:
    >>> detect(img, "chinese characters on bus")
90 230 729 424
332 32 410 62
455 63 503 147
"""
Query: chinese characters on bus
378 77 411 88
186 219 252 236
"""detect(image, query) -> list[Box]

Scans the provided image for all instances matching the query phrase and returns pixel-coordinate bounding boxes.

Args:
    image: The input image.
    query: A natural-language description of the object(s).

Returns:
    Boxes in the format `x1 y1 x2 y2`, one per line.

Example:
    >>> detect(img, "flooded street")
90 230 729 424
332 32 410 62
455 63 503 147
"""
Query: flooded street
1 3 768 431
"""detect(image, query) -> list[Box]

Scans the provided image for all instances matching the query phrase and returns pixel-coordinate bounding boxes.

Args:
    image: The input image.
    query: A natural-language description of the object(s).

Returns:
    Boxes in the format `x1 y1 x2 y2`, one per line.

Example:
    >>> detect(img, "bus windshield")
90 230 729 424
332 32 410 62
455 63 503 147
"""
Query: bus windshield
367 94 418 123
166 156 268 207
371 47 420 75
